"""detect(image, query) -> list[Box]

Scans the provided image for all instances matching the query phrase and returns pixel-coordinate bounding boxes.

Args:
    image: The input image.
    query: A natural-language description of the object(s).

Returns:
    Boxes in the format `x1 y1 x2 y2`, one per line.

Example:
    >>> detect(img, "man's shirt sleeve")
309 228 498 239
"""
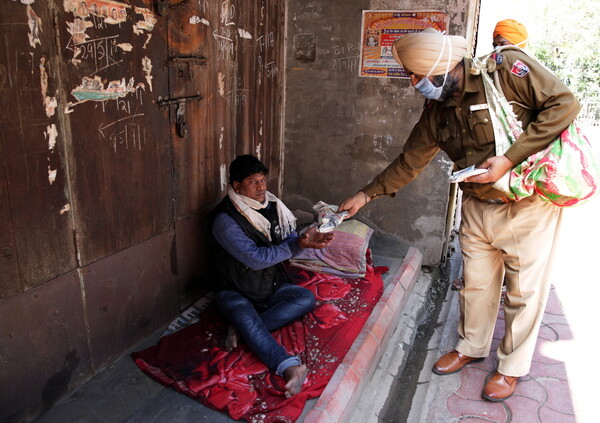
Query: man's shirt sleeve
212 213 302 270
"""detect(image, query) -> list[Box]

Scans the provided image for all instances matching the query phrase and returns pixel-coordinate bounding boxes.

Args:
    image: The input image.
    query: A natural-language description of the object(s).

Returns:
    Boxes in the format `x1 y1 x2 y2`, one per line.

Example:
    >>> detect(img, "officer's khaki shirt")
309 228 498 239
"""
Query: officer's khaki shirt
362 49 581 201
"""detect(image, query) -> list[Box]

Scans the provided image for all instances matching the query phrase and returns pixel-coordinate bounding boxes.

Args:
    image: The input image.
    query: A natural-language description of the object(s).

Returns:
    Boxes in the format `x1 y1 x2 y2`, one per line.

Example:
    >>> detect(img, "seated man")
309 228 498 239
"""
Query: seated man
210 154 333 398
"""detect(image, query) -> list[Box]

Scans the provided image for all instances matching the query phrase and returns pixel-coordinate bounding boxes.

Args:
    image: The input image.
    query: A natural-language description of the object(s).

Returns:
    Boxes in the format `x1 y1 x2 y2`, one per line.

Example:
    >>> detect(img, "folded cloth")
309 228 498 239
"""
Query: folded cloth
290 220 374 278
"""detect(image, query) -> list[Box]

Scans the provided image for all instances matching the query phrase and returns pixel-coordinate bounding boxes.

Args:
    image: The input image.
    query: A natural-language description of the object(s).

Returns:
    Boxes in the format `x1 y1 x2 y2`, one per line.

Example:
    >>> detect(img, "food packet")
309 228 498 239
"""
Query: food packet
313 201 349 233
448 165 489 183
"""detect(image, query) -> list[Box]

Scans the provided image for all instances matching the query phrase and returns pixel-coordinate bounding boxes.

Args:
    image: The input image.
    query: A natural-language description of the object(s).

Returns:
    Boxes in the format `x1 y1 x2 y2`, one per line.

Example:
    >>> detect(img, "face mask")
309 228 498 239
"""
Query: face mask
415 74 446 100
414 34 452 101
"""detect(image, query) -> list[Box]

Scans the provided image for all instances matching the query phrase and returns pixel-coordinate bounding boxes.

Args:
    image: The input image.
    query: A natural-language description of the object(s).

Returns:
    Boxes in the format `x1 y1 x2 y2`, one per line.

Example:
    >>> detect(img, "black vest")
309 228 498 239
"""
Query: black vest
209 196 290 306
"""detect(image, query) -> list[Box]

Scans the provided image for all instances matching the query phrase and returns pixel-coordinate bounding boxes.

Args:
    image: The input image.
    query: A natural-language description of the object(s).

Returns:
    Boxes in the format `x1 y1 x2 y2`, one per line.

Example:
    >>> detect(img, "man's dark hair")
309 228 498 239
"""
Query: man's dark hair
229 154 269 184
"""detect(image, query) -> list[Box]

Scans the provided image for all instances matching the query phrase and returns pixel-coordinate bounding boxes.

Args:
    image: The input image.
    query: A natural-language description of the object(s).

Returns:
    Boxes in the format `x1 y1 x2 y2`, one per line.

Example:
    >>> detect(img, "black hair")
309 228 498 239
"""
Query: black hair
229 154 269 184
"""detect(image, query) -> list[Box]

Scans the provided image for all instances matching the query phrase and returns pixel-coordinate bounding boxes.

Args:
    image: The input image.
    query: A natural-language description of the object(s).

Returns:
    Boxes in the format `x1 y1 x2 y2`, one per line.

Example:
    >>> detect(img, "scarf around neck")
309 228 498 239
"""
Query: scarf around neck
227 186 296 241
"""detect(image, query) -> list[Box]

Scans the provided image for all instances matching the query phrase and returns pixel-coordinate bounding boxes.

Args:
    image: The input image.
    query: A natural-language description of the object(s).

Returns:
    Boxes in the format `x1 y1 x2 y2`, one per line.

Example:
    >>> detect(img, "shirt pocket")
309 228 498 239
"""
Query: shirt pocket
436 112 461 160
467 109 494 146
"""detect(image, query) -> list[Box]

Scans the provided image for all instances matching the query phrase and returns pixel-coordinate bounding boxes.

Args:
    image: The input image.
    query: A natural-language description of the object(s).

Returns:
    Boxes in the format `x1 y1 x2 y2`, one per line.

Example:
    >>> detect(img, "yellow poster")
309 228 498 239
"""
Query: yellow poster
359 10 448 78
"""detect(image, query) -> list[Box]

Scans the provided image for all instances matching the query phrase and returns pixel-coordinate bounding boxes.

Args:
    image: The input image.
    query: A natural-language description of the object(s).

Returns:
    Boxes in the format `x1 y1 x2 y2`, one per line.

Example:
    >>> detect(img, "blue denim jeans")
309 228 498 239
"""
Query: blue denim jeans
215 283 316 374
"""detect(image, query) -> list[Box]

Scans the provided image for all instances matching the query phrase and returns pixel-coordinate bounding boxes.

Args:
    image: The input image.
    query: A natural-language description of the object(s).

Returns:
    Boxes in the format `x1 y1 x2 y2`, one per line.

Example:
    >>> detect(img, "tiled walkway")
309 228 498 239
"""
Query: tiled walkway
419 196 600 423
442 286 576 422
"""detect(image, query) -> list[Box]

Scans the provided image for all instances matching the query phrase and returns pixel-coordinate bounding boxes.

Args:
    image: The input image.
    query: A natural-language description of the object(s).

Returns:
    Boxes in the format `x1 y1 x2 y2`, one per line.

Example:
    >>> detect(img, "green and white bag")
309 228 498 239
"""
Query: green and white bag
471 48 600 207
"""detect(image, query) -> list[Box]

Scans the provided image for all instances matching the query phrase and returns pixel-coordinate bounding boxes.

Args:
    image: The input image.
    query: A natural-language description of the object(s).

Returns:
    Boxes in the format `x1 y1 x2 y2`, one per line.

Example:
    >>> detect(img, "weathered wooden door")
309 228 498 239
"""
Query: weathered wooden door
162 0 286 305
0 0 285 304
1 1 285 420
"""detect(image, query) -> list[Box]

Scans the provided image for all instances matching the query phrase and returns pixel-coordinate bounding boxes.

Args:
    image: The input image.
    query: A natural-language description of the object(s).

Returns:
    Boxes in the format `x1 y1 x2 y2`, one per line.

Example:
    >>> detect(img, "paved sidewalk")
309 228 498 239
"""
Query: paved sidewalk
415 195 600 423
419 287 577 423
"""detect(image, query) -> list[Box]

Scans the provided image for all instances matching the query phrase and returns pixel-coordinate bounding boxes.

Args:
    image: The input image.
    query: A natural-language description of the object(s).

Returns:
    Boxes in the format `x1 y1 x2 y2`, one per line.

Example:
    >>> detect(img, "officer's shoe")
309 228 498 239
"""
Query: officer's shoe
482 371 519 402
432 349 484 375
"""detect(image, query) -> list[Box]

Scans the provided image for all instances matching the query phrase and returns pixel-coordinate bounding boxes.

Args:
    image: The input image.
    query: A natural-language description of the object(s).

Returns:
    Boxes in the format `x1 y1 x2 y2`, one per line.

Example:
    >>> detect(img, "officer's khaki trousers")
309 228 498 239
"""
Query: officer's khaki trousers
456 194 562 377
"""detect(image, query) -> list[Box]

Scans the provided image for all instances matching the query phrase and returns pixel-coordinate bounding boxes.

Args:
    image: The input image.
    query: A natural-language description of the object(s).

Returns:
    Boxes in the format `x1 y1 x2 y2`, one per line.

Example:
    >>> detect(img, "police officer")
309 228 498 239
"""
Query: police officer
339 29 580 402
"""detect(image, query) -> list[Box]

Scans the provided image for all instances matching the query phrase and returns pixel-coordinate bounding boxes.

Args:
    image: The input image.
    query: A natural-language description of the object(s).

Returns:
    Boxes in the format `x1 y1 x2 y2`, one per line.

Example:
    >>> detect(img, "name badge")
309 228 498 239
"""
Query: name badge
469 104 489 112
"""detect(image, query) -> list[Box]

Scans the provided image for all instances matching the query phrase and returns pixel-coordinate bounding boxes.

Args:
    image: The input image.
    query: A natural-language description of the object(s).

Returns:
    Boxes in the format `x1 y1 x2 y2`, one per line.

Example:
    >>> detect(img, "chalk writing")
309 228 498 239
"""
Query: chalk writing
221 77 248 107
198 0 209 15
68 35 121 74
214 27 234 61
332 42 359 57
97 114 146 153
256 31 275 53
333 56 359 72
220 1 235 26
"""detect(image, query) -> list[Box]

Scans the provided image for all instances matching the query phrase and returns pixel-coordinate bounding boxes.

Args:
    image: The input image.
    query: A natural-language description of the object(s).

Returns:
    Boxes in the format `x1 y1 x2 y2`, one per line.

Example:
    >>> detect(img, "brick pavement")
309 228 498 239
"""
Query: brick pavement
430 285 577 423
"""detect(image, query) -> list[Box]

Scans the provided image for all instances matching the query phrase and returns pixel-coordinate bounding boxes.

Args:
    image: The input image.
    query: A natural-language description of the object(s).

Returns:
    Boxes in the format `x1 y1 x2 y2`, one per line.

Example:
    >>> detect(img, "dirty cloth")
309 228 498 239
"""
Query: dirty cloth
132 258 386 423
290 220 374 278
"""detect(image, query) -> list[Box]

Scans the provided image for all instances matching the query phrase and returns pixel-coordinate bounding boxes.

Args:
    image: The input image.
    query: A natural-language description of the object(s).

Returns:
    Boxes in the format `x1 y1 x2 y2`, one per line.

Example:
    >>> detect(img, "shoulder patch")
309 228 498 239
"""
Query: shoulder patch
511 60 529 77
494 53 503 65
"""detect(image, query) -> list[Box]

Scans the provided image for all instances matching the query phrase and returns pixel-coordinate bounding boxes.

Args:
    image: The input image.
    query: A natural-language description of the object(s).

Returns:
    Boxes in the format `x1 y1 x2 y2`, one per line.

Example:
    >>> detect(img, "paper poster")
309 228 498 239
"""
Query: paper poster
359 10 448 78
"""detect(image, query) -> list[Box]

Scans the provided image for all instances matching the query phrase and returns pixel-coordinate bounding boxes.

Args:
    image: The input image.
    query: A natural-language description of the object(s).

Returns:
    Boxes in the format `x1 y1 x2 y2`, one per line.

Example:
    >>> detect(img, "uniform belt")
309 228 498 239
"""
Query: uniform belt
480 197 510 204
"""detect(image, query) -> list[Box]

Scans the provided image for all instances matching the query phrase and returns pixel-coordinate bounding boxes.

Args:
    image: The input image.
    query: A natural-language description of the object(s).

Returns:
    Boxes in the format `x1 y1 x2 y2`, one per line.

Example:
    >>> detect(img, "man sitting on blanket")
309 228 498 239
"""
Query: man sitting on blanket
210 154 334 397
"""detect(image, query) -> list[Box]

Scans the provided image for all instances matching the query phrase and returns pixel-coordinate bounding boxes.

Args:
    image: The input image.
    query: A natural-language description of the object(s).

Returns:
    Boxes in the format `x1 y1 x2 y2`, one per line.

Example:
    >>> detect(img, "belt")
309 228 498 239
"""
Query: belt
467 194 514 204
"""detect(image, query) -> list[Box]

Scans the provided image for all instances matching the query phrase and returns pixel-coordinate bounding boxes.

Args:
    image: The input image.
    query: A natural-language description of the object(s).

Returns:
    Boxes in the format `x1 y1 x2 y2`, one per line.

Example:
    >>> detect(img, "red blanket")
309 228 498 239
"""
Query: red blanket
132 261 386 422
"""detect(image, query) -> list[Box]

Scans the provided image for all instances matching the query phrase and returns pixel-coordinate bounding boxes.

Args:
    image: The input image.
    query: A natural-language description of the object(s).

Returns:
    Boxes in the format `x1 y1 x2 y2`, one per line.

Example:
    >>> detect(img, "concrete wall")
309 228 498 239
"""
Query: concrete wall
283 0 476 265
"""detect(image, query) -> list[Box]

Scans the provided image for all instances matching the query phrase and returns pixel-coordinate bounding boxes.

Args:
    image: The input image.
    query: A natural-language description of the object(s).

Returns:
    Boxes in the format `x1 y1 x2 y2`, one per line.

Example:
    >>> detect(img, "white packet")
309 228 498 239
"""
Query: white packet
449 165 489 183
313 201 349 233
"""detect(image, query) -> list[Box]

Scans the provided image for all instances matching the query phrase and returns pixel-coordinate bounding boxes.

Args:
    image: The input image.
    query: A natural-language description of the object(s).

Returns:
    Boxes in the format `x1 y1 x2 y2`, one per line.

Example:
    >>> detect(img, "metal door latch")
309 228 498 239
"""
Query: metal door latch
157 95 203 138
167 56 208 81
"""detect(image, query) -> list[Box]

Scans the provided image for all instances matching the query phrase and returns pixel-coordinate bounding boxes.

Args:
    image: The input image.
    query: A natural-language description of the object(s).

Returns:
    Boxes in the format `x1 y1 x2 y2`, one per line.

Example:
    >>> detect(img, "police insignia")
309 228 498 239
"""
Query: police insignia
511 60 529 77
495 53 503 64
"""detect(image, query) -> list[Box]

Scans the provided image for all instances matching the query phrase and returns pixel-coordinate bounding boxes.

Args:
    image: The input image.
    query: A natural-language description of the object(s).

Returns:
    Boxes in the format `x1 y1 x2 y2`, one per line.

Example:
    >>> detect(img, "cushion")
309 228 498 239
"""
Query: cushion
290 219 373 278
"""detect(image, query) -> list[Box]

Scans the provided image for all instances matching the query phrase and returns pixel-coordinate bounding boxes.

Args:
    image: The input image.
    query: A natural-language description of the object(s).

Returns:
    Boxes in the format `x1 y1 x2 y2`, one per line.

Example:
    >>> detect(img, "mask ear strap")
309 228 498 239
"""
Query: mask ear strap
425 36 448 78
515 39 528 48
439 37 453 86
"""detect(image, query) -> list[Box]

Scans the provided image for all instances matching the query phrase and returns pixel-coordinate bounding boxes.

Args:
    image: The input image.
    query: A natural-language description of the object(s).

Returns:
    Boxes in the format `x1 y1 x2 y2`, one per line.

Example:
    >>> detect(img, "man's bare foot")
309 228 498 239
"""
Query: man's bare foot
283 364 308 398
225 325 239 351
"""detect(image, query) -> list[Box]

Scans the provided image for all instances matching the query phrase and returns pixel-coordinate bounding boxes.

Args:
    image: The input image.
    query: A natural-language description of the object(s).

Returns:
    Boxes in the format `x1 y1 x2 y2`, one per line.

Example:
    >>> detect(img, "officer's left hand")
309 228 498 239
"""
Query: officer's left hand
298 227 334 249
465 155 514 184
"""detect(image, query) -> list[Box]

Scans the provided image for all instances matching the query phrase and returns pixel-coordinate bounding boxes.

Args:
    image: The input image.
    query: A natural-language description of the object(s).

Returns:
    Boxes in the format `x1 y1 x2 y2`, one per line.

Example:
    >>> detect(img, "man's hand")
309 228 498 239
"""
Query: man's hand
338 191 370 218
465 155 514 184
298 227 334 249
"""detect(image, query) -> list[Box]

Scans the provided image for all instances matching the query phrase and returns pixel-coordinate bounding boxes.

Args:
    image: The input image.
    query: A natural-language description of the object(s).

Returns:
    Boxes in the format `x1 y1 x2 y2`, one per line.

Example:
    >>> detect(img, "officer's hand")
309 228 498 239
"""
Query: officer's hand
338 191 370 218
465 155 514 184
298 227 334 249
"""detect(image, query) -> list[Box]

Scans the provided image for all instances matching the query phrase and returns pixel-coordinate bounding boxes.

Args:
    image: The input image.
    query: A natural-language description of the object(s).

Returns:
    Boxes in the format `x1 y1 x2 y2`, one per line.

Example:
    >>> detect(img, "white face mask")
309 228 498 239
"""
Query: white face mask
415 73 446 100
414 35 452 101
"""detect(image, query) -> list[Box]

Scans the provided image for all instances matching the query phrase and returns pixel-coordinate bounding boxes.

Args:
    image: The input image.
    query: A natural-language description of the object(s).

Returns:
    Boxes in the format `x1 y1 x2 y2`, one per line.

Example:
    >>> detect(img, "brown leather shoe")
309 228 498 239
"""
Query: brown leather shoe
482 371 519 402
432 350 484 375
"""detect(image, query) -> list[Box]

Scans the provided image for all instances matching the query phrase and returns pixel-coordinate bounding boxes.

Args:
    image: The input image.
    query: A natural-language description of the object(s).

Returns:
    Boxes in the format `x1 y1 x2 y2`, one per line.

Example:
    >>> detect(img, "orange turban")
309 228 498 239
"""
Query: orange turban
493 19 528 47
392 30 467 76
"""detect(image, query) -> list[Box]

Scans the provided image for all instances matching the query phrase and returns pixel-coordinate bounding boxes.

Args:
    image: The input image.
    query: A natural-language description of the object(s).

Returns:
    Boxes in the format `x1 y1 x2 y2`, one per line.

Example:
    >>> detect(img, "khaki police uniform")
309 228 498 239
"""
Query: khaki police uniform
362 49 580 376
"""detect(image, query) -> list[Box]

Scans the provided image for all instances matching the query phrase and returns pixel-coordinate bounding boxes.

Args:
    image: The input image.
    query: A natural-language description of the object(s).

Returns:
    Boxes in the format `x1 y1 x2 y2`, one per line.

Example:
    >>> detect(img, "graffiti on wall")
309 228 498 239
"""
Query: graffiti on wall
60 0 157 156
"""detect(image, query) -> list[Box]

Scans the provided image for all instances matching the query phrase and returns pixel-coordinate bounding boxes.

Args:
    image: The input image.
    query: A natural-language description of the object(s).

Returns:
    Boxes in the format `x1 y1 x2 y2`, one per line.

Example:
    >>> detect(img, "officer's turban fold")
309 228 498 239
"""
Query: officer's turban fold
493 19 528 47
392 30 468 76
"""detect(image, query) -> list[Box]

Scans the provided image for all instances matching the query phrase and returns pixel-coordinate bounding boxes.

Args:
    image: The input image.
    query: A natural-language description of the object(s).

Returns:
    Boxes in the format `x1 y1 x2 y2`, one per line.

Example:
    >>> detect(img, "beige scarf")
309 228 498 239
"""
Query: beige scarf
227 186 296 241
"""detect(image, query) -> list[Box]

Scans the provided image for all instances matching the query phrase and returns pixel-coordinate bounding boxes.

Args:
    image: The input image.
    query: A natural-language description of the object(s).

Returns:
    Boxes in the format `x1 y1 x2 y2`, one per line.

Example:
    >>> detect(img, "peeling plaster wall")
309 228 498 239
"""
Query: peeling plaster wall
284 0 473 265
